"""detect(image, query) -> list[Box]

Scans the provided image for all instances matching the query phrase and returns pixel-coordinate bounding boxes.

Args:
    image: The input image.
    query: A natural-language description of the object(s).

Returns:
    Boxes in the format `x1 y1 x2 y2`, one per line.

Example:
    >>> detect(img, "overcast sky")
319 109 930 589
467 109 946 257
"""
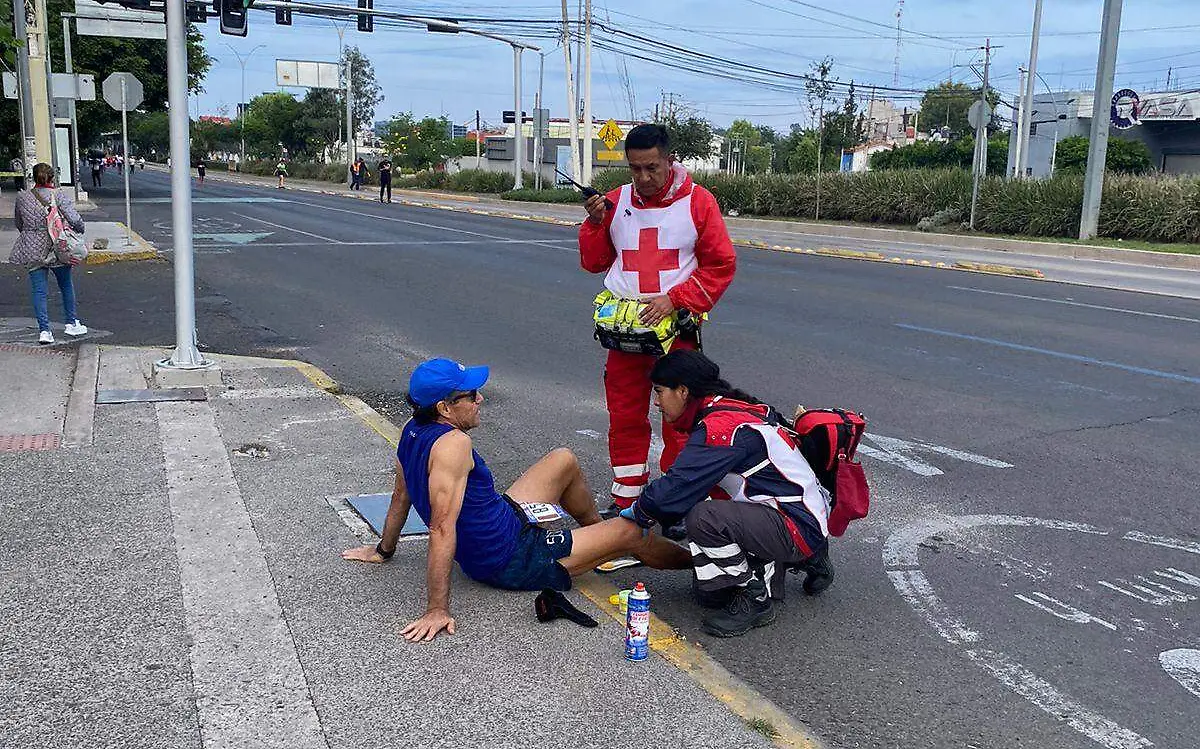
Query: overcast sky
196 0 1200 131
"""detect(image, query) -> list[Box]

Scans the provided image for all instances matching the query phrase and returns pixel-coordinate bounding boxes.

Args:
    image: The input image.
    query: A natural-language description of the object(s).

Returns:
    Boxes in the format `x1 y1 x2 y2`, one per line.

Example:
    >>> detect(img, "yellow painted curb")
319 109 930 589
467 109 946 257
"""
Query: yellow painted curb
953 261 1045 278
285 360 402 446
86 249 159 265
575 575 825 749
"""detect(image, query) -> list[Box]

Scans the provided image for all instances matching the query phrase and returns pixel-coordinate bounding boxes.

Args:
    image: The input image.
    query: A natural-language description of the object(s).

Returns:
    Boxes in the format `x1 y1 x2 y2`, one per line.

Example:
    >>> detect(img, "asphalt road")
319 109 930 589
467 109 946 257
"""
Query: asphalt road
6 170 1198 749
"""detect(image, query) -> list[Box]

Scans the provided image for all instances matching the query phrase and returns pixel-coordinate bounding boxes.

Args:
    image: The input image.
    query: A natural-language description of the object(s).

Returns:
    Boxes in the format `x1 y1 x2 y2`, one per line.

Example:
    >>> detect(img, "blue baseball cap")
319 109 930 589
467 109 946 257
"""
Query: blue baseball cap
408 358 490 408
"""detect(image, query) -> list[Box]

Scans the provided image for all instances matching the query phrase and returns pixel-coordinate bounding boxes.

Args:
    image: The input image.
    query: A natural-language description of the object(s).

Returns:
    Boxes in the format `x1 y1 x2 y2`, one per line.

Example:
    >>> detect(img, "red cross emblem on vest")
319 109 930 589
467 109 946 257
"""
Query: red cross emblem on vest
622 228 680 294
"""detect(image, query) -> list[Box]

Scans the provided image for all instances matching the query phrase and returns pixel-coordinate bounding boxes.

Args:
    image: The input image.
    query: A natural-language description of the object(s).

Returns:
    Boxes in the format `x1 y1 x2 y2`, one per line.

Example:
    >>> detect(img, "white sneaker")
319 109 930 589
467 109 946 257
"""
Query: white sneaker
38 330 54 345
64 321 88 336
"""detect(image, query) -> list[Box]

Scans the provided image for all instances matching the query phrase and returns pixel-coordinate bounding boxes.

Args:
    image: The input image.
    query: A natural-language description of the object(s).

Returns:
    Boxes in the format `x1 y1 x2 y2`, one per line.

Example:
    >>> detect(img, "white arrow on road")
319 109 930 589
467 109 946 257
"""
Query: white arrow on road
858 434 1014 476
1161 648 1200 700
193 232 274 245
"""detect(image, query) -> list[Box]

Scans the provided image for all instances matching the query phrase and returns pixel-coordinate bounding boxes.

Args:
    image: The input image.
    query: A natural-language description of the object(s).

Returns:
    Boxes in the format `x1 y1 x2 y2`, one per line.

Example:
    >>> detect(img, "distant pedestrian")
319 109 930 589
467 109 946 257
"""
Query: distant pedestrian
7 163 88 345
197 158 206 185
351 157 369 190
89 157 102 188
137 157 145 170
378 158 392 203
275 160 288 189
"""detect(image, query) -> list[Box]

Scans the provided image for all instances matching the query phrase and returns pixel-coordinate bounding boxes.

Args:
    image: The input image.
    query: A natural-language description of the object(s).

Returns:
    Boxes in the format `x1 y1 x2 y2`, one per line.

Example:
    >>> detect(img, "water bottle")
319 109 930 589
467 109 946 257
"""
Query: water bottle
624 582 651 661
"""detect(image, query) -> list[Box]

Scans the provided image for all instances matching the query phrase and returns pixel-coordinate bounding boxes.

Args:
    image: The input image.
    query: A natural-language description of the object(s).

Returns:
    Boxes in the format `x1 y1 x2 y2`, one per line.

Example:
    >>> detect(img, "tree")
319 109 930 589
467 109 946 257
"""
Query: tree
805 56 836 216
1055 135 1153 175
920 81 1001 139
0 3 19 161
341 46 383 139
654 114 714 162
243 92 306 159
382 113 458 171
870 135 1009 173
129 111 171 156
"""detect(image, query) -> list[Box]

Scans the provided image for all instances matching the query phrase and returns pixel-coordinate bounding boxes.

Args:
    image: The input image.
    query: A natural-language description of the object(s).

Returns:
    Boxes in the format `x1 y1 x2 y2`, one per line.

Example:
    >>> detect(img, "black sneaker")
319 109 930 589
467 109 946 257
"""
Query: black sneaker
700 581 775 637
801 547 835 596
692 572 735 610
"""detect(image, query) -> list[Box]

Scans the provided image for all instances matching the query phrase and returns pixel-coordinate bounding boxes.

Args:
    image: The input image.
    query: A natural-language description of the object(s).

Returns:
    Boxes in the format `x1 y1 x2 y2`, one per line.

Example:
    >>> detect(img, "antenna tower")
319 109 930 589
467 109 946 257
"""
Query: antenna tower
893 0 905 87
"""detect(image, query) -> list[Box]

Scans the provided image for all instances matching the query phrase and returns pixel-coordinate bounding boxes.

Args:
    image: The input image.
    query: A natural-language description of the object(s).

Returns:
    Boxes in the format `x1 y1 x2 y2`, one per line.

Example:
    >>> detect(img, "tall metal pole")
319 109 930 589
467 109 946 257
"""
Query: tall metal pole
535 52 545 190
13 0 43 178
345 56 354 187
1080 0 1124 240
1017 0 1043 179
165 0 204 368
969 39 991 230
512 44 524 189
560 0 580 182
120 78 132 246
475 109 482 168
63 16 80 201
582 0 593 184
1011 67 1026 179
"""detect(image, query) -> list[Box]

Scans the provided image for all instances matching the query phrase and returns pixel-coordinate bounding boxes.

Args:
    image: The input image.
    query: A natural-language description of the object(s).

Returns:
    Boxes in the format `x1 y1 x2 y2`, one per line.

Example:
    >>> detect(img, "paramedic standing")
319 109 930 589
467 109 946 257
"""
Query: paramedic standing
578 123 737 512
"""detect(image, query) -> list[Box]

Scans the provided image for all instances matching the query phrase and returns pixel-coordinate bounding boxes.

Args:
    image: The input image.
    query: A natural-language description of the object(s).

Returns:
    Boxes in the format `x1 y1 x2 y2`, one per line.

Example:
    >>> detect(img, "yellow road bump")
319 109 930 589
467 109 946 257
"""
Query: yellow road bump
576 575 826 749
954 261 1045 278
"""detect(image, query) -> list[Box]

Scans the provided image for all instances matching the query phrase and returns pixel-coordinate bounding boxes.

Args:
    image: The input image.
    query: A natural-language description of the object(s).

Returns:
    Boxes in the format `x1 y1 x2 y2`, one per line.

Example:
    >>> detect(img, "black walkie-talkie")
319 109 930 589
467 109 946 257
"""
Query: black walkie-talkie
554 168 615 210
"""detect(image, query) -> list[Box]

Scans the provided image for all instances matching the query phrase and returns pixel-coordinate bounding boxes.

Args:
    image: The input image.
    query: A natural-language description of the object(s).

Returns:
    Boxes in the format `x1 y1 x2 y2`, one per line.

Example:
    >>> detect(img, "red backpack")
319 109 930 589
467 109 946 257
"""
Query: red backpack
792 408 870 536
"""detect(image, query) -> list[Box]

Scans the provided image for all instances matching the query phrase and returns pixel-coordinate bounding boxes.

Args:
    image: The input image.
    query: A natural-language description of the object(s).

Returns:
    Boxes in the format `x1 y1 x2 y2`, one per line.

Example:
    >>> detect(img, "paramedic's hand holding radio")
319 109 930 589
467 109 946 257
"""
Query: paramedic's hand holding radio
585 192 609 224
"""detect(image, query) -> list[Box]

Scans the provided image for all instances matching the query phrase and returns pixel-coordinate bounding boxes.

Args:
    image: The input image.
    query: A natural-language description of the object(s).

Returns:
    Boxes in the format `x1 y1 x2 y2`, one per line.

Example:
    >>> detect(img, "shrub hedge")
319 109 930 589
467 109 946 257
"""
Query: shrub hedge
583 167 1200 243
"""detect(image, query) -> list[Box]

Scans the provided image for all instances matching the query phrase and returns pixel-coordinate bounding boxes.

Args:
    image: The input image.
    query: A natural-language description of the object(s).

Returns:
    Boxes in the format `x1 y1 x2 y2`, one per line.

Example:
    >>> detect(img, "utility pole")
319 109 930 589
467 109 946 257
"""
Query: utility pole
1012 67 1026 179
160 0 208 374
969 39 992 230
535 52 546 190
475 109 482 167
582 0 593 184
1080 0 1124 240
512 44 524 189
63 16 81 201
345 56 354 187
560 0 580 182
1017 0 1043 179
14 0 54 177
1166 66 1173 90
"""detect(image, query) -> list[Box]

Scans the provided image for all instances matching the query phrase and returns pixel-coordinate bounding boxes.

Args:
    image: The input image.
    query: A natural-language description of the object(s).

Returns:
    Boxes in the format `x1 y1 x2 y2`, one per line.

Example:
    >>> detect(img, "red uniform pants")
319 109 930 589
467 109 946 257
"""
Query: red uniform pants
604 337 698 508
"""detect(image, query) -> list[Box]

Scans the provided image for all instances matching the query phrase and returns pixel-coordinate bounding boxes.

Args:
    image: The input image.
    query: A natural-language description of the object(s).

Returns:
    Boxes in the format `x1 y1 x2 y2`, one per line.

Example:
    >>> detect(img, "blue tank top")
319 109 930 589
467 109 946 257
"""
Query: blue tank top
396 420 521 580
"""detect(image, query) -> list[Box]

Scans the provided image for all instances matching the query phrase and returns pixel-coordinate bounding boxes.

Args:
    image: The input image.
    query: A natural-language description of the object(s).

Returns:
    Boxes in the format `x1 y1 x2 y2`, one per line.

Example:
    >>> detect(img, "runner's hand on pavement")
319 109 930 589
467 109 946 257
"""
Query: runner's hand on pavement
585 193 608 223
340 544 388 564
639 295 675 326
401 608 457 643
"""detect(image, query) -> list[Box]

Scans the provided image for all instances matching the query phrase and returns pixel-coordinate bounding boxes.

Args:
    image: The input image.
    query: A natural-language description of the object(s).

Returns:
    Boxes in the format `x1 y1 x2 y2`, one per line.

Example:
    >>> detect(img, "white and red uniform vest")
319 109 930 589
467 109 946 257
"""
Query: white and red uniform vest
603 184 700 300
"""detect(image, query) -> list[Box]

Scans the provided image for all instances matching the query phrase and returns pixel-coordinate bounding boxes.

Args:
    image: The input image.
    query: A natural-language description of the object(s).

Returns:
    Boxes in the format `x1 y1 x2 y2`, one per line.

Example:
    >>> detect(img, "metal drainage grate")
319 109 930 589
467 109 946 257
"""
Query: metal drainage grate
96 388 208 404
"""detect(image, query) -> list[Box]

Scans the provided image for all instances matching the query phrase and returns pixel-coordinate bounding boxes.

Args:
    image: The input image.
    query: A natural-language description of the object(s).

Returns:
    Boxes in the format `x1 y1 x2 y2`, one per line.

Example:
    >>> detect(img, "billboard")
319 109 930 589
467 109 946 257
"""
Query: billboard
276 60 341 91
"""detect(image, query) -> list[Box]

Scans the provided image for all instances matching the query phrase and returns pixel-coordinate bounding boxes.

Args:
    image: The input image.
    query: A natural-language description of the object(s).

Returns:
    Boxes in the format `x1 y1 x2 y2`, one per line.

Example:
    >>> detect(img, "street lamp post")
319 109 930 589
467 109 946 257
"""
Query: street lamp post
224 42 264 167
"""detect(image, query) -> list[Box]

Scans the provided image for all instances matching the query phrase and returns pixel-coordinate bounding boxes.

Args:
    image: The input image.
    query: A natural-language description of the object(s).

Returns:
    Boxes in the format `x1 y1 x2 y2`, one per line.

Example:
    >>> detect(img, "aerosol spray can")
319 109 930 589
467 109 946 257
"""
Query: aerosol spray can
624 582 651 661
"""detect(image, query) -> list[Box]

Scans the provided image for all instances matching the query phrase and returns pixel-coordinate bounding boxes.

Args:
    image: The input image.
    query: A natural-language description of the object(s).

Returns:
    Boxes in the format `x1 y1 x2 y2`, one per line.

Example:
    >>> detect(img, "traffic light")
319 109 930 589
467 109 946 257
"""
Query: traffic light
186 1 208 23
275 0 292 25
356 0 373 33
218 0 247 36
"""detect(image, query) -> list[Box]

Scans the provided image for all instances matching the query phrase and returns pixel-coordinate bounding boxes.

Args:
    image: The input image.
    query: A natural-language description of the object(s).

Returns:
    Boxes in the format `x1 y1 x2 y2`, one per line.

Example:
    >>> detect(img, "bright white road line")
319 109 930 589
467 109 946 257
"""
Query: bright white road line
232 212 345 244
290 200 519 241
1159 649 1200 700
949 286 1200 324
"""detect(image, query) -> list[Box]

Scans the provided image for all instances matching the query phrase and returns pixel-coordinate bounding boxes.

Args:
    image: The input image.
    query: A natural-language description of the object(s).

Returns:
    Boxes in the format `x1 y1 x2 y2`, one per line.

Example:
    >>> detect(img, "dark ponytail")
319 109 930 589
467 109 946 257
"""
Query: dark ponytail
649 350 761 405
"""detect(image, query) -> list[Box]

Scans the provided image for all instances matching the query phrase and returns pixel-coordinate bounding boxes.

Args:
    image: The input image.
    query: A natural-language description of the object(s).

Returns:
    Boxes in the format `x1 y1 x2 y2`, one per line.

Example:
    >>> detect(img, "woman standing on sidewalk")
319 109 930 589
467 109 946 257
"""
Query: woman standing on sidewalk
6 163 88 345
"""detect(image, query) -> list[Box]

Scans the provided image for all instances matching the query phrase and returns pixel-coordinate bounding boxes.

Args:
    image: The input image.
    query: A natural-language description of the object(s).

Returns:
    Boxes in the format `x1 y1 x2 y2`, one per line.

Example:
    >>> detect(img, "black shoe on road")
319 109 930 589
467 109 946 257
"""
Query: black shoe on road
701 581 775 637
692 572 735 610
801 547 835 596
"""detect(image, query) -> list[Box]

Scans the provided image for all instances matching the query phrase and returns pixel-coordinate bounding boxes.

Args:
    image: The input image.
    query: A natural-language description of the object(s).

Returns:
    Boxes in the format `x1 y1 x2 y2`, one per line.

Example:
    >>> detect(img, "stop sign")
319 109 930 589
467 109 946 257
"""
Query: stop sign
102 72 144 112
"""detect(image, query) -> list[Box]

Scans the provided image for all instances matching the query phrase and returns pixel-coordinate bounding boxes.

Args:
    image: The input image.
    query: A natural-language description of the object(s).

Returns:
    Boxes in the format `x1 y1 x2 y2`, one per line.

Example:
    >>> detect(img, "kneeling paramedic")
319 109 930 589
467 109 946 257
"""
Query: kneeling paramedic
342 357 691 642
621 350 835 638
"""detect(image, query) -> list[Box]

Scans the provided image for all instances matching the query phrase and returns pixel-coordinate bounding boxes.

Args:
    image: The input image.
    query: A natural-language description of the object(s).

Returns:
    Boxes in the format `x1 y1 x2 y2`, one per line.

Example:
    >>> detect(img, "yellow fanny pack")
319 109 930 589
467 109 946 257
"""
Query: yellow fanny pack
592 290 679 356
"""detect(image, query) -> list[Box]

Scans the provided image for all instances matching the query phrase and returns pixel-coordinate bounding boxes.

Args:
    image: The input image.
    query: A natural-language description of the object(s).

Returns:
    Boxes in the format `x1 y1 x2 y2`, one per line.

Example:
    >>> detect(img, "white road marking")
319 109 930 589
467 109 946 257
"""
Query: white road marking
289 200 516 241
884 514 1157 749
1014 592 1118 631
860 434 1013 477
949 286 1200 324
1123 531 1200 555
218 387 326 400
964 648 1153 749
1096 578 1196 606
1159 649 1200 700
1153 568 1200 589
232 211 344 244
575 429 602 439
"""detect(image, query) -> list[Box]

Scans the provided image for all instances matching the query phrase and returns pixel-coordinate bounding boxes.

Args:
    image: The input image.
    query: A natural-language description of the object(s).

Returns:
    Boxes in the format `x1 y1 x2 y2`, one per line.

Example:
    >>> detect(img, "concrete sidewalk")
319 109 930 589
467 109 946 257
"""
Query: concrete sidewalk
0 340 816 749
1 189 158 265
